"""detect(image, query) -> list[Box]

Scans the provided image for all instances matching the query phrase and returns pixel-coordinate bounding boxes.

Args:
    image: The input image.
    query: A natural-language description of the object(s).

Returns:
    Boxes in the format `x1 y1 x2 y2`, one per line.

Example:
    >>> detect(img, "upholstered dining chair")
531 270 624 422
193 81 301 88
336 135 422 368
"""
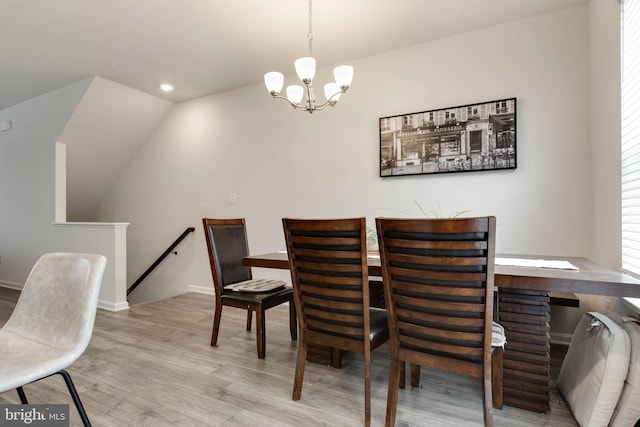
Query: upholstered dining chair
0 252 107 427
282 217 389 427
376 216 503 427
202 218 296 359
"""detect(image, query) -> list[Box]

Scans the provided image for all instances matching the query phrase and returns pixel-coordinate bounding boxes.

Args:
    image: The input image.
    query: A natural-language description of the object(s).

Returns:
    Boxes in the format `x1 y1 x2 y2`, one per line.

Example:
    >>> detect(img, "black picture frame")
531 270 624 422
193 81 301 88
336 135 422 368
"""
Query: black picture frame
379 98 517 177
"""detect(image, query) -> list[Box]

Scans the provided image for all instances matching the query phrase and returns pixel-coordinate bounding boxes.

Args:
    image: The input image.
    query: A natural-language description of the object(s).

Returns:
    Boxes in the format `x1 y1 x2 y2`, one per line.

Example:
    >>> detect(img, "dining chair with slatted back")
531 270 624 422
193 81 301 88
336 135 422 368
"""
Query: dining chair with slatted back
0 252 107 427
202 218 296 359
282 217 389 427
376 216 502 427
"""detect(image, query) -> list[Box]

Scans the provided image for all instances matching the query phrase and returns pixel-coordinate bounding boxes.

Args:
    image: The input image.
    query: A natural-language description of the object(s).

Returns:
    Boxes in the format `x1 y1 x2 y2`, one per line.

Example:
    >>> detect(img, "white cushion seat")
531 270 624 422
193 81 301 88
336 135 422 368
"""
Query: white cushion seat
558 311 631 427
224 278 286 292
492 321 507 348
608 312 640 427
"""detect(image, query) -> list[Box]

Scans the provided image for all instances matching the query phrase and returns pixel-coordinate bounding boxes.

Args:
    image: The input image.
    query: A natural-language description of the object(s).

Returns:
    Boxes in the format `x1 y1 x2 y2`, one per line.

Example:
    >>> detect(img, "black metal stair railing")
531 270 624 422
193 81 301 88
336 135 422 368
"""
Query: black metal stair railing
127 227 195 298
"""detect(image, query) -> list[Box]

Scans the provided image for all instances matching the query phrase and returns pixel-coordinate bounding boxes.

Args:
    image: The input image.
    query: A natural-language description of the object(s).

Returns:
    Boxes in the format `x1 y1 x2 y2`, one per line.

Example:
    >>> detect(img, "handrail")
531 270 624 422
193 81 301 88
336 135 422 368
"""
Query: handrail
127 227 195 297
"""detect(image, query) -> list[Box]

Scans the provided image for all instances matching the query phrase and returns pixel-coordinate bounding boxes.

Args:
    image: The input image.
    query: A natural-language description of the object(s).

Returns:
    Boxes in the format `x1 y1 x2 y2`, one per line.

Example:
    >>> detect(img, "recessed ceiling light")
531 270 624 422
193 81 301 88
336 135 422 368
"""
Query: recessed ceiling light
160 83 174 92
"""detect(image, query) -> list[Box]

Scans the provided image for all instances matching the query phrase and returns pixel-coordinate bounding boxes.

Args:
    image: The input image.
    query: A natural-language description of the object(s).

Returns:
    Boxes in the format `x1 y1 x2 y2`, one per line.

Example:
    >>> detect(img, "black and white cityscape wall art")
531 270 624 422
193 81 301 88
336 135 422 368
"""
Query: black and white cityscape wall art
379 98 517 177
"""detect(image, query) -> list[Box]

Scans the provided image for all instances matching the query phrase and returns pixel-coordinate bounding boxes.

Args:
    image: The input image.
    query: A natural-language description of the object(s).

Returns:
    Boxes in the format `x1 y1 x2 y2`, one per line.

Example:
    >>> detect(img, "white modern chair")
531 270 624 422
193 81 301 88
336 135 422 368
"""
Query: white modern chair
0 252 107 427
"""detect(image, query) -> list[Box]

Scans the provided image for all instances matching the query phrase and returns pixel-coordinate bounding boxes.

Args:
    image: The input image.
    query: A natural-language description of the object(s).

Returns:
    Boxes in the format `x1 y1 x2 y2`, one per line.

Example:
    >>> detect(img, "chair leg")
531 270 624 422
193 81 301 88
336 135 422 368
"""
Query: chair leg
292 340 308 401
491 347 504 410
256 308 266 359
483 364 494 427
289 301 297 341
210 300 223 347
246 310 253 332
399 362 405 389
16 387 28 404
410 363 421 388
364 351 371 427
57 370 92 427
385 357 402 427
331 348 342 369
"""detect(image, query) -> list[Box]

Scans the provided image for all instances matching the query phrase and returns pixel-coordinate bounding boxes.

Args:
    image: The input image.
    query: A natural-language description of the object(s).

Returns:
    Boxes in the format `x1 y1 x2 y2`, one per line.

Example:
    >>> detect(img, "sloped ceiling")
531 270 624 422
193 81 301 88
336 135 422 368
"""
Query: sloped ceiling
59 77 173 221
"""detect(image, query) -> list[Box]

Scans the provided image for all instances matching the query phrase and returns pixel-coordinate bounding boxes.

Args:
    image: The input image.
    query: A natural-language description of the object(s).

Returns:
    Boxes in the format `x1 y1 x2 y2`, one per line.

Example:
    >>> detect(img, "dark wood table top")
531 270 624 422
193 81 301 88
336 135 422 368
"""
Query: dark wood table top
243 252 640 298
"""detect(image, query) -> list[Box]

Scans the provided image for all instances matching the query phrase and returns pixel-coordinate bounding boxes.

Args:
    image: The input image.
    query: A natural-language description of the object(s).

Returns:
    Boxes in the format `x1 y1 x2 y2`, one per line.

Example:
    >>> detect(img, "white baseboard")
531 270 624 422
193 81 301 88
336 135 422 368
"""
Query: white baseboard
98 300 130 312
188 285 214 295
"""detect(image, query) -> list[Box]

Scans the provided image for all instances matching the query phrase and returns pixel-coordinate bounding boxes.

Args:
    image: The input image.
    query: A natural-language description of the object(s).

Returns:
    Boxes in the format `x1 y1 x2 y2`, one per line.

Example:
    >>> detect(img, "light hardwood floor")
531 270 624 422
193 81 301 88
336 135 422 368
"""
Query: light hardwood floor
0 287 578 426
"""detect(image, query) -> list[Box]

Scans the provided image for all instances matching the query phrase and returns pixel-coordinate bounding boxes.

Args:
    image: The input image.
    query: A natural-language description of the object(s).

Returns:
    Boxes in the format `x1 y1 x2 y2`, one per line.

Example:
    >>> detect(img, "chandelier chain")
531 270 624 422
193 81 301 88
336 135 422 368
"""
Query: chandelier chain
307 0 313 57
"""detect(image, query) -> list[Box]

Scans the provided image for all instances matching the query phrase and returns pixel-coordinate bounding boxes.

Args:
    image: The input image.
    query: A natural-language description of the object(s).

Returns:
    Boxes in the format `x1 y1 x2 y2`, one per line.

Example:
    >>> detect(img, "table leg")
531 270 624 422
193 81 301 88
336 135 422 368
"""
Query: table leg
498 288 551 413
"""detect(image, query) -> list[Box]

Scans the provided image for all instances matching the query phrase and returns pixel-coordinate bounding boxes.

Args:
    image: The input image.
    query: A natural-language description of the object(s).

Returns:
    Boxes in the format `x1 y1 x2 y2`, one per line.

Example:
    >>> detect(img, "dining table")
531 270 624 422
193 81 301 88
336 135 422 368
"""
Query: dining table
243 251 640 413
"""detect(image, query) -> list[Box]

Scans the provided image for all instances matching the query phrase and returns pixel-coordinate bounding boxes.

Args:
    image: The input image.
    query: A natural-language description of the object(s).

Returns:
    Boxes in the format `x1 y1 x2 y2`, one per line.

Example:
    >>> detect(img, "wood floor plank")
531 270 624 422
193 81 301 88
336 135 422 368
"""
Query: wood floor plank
0 287 578 426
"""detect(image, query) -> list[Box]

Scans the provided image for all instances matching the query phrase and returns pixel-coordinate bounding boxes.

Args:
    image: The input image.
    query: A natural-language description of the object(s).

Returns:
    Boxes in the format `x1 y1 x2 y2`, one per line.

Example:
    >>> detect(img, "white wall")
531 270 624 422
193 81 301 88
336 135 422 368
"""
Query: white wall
0 80 90 283
98 5 599 313
55 142 67 222
546 0 624 339
590 0 622 269
0 80 130 311
52 222 129 311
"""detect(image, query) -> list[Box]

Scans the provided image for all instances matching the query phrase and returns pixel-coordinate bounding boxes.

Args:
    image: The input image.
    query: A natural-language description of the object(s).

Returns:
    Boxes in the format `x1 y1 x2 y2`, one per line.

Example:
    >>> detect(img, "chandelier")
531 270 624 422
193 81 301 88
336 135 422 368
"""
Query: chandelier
264 0 353 114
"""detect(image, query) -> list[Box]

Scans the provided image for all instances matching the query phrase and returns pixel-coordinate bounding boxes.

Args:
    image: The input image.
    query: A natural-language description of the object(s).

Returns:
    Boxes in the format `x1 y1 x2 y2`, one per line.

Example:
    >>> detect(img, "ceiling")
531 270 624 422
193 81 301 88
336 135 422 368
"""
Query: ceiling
0 0 588 111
